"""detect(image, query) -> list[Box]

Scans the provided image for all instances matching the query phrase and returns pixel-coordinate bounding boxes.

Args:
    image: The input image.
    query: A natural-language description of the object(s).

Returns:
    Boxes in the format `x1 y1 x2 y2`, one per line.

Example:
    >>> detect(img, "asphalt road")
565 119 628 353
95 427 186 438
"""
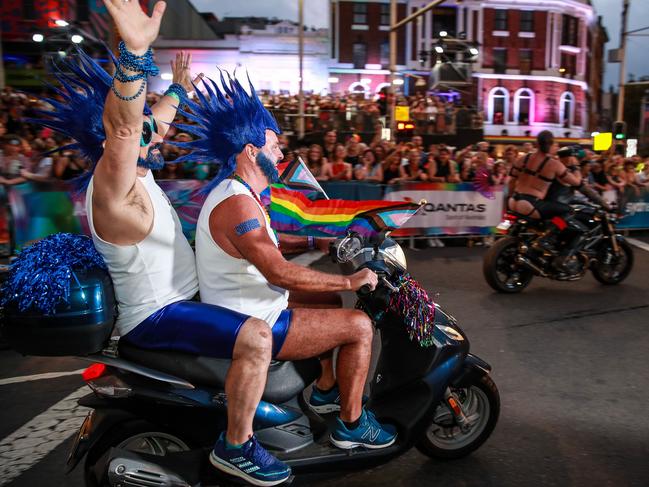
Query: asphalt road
1 242 648 487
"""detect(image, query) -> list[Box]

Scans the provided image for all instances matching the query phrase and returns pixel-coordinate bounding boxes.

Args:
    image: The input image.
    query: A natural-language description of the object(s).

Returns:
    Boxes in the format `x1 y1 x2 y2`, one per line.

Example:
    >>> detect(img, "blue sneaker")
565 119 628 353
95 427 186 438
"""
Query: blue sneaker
209 433 291 486
308 385 368 414
330 409 397 450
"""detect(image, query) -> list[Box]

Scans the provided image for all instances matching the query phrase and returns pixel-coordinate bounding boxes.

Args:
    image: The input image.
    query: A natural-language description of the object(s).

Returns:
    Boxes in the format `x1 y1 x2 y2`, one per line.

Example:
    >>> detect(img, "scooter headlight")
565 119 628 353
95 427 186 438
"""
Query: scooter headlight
381 241 407 270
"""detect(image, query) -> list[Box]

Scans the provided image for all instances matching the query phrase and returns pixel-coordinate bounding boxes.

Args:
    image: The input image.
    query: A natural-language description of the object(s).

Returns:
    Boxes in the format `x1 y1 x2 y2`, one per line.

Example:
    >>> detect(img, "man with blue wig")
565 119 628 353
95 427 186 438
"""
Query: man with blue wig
176 73 397 479
35 2 292 485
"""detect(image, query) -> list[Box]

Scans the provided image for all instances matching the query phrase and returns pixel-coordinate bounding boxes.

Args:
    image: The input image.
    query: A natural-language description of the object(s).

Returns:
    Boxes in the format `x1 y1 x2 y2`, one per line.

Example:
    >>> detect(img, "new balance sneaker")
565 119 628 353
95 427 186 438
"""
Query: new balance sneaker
209 433 291 486
330 409 397 450
308 385 369 414
308 385 342 414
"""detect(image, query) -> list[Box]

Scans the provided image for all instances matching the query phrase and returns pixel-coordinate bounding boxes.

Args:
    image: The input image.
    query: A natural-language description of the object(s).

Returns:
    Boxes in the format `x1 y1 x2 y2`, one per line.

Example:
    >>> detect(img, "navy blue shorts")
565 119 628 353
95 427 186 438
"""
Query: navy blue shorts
122 301 292 359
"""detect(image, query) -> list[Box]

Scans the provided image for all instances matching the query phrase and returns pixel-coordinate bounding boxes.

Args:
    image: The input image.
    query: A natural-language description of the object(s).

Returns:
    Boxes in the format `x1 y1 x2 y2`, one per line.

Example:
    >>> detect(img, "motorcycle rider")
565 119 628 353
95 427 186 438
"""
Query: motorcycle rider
508 130 582 220
35 3 291 486
542 146 612 268
179 75 397 484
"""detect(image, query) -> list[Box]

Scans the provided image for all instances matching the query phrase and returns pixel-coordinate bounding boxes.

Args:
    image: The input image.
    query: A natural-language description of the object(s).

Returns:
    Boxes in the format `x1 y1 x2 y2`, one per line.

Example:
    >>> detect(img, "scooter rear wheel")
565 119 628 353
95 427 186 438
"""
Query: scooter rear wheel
416 374 500 460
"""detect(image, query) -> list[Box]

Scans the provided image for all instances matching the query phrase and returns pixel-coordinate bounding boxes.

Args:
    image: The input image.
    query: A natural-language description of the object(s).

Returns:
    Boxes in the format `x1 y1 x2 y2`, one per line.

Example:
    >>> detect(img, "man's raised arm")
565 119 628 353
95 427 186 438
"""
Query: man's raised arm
94 0 166 201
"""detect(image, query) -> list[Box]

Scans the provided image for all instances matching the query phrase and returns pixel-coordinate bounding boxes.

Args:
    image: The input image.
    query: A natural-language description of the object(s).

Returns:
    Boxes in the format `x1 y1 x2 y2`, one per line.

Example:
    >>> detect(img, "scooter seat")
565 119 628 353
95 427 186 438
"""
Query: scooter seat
118 341 320 404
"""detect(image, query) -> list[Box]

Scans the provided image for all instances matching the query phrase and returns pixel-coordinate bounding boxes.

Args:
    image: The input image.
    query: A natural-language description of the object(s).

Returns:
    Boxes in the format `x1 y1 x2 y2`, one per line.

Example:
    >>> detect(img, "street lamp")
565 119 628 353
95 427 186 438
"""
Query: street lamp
469 47 479 56
71 34 84 44
439 30 448 38
434 45 444 54
32 33 44 42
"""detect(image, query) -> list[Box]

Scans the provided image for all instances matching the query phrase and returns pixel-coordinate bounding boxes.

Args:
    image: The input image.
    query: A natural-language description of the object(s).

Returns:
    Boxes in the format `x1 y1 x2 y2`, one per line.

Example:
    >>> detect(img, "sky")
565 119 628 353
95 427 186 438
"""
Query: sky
189 0 649 90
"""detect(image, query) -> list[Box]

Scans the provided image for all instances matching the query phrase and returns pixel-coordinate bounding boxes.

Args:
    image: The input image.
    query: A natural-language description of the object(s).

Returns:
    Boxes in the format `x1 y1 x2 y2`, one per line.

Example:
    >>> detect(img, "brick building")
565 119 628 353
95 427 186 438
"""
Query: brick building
329 0 607 137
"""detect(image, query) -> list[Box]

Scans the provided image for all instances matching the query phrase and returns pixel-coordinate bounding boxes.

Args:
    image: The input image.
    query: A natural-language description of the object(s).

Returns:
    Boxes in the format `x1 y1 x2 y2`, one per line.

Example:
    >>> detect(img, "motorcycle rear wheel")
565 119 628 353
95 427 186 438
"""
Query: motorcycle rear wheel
591 238 634 285
483 237 534 293
416 374 500 460
84 420 191 487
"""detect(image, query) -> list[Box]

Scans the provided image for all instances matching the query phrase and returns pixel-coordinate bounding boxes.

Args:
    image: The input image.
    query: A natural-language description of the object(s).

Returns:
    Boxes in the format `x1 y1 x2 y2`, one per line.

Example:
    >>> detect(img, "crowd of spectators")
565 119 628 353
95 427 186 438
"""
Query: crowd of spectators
263 91 483 136
1 86 649 202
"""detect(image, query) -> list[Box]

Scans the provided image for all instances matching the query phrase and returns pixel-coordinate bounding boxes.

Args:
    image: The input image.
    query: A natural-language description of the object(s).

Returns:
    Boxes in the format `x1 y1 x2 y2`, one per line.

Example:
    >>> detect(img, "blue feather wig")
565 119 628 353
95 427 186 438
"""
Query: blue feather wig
26 47 152 192
171 71 281 194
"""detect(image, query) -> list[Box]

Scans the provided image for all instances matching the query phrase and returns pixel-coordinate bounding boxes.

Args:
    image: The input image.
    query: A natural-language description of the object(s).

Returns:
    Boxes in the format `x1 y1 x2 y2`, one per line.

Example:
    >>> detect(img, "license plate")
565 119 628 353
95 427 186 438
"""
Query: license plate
496 220 512 231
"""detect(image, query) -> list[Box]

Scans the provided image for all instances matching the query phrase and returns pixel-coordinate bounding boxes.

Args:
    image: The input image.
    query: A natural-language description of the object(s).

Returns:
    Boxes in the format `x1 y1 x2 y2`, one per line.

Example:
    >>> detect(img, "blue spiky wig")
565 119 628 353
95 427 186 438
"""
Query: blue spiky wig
171 71 281 194
27 47 152 191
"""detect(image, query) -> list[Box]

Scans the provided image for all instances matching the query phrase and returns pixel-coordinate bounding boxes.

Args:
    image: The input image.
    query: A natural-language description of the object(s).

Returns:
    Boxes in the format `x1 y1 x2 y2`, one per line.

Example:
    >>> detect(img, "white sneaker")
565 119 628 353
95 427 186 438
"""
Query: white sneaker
435 238 445 248
427 238 438 248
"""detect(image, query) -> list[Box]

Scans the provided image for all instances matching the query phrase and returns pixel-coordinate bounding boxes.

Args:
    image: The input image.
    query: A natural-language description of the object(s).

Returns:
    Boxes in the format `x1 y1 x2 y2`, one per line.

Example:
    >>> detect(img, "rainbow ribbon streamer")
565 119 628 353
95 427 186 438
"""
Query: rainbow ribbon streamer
269 185 420 237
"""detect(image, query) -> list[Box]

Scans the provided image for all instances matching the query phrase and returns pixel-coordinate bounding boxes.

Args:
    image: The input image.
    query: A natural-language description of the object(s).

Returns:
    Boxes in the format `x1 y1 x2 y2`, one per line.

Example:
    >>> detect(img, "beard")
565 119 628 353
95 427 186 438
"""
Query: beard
137 143 165 170
256 150 280 184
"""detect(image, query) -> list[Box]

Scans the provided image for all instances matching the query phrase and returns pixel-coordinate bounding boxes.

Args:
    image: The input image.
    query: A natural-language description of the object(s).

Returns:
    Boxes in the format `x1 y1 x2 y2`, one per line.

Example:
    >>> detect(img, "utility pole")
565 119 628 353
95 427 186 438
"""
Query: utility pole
388 0 445 139
616 0 630 121
298 0 305 140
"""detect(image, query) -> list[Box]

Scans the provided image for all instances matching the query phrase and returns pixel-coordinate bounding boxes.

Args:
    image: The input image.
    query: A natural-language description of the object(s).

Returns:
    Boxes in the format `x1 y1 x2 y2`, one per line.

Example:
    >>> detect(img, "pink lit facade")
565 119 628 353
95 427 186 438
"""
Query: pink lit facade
329 0 606 137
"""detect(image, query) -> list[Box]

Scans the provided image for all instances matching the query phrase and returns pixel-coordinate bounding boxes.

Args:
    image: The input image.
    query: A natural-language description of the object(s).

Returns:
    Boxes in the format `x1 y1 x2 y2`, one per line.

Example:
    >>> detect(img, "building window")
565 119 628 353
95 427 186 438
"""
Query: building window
562 15 579 46
560 52 577 77
514 88 534 125
493 48 507 74
519 49 532 74
353 42 367 69
520 11 534 32
349 82 369 98
23 0 36 19
380 41 390 66
353 3 368 25
494 9 508 31
380 4 390 26
560 92 575 127
432 7 457 37
488 87 509 124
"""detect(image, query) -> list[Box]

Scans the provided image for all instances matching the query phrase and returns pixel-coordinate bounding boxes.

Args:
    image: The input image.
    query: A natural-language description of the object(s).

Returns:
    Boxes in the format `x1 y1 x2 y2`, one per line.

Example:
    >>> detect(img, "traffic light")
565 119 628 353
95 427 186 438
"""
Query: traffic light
613 121 627 140
396 121 415 140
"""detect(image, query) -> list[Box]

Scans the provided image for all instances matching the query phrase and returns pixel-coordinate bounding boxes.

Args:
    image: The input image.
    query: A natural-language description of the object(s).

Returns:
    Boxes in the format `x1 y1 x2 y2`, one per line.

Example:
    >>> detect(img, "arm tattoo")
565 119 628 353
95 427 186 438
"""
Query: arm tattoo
235 218 261 236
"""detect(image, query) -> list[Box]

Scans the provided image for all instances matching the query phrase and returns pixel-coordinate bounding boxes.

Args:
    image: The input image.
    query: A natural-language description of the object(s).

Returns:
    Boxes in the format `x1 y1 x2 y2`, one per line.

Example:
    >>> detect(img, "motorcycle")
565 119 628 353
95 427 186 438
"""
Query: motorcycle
61 233 499 486
483 203 634 293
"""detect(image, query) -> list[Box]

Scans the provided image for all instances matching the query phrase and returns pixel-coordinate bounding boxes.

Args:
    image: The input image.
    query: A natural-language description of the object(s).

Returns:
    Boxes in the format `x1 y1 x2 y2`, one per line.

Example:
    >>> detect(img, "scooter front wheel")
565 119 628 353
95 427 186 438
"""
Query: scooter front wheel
416 374 500 460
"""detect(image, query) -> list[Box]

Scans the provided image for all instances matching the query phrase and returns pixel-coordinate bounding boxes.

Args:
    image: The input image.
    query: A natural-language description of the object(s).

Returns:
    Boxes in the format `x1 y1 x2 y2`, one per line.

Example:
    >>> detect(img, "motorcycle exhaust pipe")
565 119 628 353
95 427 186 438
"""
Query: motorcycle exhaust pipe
515 255 547 277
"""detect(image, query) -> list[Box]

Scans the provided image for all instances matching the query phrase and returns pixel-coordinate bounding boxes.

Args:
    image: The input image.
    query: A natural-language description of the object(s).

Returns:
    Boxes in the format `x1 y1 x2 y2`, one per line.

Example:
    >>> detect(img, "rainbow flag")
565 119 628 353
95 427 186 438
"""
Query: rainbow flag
270 185 421 237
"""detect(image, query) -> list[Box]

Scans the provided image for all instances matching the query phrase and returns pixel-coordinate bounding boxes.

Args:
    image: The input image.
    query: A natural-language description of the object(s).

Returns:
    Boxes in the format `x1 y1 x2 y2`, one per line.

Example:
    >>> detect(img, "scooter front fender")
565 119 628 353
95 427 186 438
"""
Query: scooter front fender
450 353 492 388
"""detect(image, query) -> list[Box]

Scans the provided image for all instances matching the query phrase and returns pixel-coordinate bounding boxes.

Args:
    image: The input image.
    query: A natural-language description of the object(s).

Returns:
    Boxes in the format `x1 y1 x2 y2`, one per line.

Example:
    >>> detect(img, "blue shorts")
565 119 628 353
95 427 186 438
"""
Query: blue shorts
122 301 292 359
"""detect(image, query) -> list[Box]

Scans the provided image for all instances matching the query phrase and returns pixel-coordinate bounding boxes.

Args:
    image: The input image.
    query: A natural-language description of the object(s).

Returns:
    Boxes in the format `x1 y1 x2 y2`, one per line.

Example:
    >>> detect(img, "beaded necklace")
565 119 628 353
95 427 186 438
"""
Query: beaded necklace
232 174 279 247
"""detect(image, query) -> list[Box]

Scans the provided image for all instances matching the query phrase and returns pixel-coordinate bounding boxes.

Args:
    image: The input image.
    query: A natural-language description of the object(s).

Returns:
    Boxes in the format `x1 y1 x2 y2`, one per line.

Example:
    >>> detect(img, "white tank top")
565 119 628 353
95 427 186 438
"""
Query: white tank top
195 179 288 326
86 171 199 336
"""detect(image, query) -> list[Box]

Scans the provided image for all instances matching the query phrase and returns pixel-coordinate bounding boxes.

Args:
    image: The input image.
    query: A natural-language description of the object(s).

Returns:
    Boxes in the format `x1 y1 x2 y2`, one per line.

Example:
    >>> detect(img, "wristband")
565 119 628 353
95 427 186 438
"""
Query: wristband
307 236 316 250
164 83 188 108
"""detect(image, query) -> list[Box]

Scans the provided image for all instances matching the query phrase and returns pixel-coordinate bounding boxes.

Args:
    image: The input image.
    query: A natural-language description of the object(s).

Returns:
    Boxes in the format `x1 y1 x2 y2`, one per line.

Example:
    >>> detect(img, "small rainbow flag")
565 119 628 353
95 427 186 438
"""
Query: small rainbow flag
270 185 421 237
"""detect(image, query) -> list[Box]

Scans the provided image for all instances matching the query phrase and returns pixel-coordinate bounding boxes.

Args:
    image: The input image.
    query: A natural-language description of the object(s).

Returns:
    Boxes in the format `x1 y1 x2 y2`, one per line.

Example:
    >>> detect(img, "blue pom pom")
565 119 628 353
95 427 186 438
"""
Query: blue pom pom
0 233 107 315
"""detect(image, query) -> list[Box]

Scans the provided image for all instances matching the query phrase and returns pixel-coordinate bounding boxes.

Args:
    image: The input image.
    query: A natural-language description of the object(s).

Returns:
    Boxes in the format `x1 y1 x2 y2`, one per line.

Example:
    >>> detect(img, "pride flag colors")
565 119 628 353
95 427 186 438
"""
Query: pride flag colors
270 185 420 237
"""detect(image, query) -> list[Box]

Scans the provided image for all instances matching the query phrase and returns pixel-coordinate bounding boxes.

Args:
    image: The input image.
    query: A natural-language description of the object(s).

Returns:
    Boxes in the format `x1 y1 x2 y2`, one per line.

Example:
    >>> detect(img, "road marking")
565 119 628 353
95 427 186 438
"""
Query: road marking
289 250 324 267
627 238 649 253
0 386 88 486
0 369 85 386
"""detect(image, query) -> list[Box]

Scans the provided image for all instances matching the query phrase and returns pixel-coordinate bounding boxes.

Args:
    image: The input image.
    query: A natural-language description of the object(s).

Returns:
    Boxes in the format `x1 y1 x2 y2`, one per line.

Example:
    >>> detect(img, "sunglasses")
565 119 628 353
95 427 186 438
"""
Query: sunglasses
140 116 158 147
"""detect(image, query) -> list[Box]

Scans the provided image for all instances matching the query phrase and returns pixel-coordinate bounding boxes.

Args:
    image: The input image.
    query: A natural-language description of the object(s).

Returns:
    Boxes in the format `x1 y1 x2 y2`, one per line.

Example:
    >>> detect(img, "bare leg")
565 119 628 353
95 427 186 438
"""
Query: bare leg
225 317 272 445
276 308 373 423
288 291 342 391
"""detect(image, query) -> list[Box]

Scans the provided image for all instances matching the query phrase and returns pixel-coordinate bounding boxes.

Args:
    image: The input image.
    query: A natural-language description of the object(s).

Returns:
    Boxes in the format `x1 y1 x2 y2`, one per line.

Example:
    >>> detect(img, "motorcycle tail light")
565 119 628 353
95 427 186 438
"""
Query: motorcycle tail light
551 216 568 231
506 213 518 221
82 363 106 382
